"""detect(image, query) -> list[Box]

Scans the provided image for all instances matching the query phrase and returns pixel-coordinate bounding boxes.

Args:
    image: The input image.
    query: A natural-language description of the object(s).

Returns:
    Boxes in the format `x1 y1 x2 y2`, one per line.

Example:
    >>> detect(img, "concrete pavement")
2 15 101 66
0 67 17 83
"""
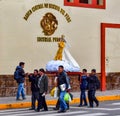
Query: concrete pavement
0 101 120 116
0 90 120 110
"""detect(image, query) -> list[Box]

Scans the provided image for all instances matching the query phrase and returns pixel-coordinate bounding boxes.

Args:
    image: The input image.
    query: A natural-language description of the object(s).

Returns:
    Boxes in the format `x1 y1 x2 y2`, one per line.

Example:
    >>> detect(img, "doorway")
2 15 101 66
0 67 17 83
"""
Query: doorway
101 23 120 91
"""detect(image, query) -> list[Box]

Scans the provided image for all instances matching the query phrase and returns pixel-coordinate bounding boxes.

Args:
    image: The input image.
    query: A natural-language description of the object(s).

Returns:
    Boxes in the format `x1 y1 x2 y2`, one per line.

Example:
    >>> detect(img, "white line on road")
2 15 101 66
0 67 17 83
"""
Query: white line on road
34 111 87 116
0 109 34 115
0 110 57 116
112 102 120 105
75 113 108 116
0 108 28 113
94 108 120 111
74 107 120 111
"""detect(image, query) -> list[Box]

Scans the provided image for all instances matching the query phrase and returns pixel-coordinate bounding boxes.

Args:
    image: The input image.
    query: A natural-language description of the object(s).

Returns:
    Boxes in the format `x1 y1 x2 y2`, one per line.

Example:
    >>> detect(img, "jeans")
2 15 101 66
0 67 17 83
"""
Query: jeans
88 90 99 107
31 91 39 109
55 98 69 110
16 83 25 99
59 91 67 111
80 89 87 105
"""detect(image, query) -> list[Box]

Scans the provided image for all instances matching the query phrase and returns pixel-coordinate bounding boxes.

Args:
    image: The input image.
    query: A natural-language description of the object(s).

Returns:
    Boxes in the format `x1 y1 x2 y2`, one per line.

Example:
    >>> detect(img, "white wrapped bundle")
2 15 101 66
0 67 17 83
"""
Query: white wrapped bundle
46 60 80 72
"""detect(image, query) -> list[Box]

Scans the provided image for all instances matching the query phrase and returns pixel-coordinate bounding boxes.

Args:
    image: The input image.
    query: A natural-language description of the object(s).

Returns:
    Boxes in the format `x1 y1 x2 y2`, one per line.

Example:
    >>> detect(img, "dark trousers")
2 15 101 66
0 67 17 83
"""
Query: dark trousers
55 98 69 110
56 98 60 109
88 90 99 107
37 93 48 110
31 91 39 109
80 89 87 105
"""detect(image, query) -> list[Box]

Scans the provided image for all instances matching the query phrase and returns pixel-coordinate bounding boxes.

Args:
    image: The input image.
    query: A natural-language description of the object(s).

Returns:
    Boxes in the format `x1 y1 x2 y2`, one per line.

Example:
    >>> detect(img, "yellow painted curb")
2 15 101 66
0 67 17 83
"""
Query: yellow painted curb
0 95 120 110
70 95 120 104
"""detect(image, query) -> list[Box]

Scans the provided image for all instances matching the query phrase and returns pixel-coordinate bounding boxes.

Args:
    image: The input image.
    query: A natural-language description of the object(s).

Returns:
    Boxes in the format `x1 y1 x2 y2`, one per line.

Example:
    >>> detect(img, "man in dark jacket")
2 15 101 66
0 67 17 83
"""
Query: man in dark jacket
15 62 26 100
53 71 71 110
28 69 39 110
87 69 99 107
57 65 68 113
36 68 48 112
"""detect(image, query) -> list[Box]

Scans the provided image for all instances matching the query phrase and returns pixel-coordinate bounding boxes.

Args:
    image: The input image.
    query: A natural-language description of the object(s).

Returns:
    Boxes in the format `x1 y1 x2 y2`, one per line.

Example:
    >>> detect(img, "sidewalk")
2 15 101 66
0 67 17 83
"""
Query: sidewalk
0 90 120 110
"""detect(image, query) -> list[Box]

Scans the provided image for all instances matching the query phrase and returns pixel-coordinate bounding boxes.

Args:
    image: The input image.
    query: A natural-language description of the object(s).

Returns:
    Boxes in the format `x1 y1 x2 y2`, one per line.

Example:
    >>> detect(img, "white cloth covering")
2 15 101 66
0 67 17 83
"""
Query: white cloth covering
46 39 80 72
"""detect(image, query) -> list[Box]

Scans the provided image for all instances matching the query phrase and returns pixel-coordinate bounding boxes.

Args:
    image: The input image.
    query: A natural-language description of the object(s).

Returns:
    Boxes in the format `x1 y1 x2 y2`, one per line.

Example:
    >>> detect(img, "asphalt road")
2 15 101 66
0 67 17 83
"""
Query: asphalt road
0 101 120 116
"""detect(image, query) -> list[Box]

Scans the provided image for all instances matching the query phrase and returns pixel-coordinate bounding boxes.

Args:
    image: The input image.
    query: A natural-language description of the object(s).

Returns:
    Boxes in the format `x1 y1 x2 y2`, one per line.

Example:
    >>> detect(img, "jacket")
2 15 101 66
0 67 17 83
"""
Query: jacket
28 74 39 92
38 74 48 94
87 74 99 91
15 66 25 83
80 75 88 90
57 71 68 90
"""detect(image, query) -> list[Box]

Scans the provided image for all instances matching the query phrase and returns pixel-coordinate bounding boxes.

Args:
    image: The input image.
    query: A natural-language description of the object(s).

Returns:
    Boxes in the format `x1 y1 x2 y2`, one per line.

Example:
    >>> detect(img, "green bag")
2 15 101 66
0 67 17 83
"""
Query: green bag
64 93 70 102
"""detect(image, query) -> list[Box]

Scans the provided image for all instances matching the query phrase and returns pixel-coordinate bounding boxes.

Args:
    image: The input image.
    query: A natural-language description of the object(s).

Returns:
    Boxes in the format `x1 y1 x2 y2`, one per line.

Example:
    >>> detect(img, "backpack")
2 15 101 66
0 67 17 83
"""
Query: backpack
14 69 20 81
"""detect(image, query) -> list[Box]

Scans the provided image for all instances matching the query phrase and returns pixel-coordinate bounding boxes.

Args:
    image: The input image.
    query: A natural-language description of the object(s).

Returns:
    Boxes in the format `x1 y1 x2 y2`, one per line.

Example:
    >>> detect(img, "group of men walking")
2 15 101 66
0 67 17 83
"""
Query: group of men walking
14 62 70 113
14 62 100 113
78 69 100 108
14 62 48 112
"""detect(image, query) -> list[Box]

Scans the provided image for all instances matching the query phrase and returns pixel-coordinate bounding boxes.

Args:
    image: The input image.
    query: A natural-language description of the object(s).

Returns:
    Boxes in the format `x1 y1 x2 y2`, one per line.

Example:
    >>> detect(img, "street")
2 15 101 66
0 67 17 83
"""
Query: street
0 101 120 116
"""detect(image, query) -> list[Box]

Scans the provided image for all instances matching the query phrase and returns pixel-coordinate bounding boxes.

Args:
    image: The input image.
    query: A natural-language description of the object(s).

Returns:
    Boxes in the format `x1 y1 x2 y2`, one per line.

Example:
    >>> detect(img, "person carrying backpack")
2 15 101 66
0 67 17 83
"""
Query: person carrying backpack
14 62 26 100
78 69 88 107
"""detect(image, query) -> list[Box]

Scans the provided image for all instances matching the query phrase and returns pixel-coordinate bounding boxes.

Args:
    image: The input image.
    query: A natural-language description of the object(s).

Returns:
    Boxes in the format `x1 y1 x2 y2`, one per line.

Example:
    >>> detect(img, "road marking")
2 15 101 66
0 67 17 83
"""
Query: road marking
1 111 60 116
32 111 87 116
0 108 28 113
94 108 120 111
71 107 120 111
0 110 87 116
0 109 57 115
75 113 108 116
112 102 120 105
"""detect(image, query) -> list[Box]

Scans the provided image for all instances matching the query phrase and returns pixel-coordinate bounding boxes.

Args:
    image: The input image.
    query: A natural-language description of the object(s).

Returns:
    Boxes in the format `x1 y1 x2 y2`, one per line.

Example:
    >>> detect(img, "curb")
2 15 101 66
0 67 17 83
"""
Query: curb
0 95 120 110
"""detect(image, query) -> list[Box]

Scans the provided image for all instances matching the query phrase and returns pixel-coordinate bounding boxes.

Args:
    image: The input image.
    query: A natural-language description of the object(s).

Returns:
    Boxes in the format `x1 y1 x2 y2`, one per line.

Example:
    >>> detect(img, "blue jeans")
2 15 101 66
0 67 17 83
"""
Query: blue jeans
80 89 87 105
59 91 67 111
16 83 25 99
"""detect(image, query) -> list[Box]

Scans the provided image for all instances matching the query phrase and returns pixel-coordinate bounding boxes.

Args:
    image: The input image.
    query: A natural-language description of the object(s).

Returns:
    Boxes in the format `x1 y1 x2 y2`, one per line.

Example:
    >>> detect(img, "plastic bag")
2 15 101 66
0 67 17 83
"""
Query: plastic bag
50 87 55 97
54 87 58 98
50 87 59 98
64 93 71 102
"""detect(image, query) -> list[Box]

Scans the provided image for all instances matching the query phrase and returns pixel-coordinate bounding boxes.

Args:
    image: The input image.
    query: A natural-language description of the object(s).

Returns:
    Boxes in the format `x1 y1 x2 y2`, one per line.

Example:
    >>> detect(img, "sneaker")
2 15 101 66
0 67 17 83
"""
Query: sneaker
41 109 48 111
58 110 66 113
53 107 59 110
35 109 40 112
96 102 99 107
29 108 35 110
83 104 88 106
16 98 22 101
23 97 26 100
78 104 83 107
88 106 93 108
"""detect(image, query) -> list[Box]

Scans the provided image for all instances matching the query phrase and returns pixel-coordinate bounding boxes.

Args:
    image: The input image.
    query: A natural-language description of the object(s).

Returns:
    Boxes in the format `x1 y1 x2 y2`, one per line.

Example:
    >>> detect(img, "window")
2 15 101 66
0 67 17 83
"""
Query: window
64 0 106 9
67 0 74 2
97 0 103 5
80 0 89 4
